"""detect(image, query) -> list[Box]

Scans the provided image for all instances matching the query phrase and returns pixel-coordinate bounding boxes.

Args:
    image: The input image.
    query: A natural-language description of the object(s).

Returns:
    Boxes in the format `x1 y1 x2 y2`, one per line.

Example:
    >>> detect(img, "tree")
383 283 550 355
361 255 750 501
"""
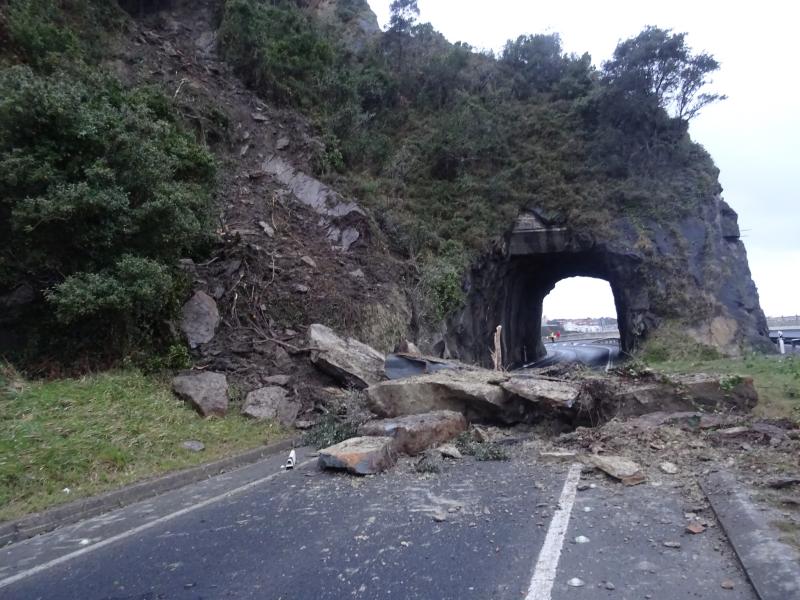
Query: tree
602 26 725 121
388 0 419 34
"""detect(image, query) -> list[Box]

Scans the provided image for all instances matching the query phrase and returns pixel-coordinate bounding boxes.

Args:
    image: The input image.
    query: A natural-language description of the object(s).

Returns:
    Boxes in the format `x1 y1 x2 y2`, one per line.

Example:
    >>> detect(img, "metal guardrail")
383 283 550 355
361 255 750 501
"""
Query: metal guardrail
542 337 620 346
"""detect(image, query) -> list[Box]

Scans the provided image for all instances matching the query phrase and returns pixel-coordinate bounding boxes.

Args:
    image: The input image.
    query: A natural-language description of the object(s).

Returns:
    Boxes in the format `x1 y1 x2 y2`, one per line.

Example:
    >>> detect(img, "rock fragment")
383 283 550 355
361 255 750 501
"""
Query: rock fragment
659 461 679 474
318 436 395 475
180 290 220 348
172 371 228 417
437 444 462 459
585 454 645 486
181 440 205 452
242 386 299 427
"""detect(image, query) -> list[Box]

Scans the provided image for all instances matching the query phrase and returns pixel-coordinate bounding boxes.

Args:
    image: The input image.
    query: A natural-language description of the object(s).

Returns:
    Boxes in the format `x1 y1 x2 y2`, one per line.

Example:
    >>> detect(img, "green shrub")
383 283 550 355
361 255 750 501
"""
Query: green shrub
219 0 335 107
303 414 360 449
0 65 215 361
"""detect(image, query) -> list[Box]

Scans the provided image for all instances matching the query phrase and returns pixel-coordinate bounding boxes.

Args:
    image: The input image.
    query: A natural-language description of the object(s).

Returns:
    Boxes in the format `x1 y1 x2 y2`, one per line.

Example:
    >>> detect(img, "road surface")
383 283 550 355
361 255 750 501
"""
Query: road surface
523 341 622 371
1 447 755 600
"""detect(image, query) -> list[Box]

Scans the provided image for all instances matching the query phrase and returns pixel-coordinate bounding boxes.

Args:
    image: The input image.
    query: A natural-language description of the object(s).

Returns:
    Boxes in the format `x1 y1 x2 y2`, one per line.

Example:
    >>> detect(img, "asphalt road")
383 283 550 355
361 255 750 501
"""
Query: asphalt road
523 341 622 371
1 447 756 600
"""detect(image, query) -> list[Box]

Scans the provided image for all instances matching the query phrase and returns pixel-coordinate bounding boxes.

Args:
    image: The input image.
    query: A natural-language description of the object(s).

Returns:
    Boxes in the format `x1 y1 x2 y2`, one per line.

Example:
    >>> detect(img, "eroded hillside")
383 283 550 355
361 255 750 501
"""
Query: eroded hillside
0 0 771 376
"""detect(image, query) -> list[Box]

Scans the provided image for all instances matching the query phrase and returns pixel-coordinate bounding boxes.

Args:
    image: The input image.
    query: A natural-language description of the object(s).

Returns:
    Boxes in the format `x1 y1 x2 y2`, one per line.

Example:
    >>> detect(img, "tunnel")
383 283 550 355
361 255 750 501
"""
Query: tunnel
442 210 653 368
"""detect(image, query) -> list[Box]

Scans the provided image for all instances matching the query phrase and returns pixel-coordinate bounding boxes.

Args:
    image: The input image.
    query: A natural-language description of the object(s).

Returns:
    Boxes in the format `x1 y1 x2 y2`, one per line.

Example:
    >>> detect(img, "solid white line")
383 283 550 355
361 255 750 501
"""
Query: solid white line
524 463 583 600
0 458 315 590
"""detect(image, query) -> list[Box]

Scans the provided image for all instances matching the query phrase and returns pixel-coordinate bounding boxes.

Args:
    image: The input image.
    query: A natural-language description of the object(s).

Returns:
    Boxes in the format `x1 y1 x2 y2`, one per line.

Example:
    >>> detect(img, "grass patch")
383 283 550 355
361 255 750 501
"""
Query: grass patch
0 365 285 522
644 354 800 420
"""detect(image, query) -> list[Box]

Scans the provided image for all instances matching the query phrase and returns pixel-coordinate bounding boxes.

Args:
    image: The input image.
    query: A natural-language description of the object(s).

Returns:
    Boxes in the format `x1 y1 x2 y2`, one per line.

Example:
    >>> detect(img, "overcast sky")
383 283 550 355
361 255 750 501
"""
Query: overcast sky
368 0 799 320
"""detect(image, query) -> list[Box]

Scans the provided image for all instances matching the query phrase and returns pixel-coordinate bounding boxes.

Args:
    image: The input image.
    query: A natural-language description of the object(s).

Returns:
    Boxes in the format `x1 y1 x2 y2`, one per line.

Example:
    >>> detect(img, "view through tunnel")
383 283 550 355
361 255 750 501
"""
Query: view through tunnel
530 276 623 370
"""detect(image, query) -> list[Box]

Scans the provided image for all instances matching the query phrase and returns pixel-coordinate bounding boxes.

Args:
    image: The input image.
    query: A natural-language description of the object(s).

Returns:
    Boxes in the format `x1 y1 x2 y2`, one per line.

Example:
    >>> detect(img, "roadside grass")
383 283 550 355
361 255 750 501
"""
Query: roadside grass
0 364 285 522
644 354 800 420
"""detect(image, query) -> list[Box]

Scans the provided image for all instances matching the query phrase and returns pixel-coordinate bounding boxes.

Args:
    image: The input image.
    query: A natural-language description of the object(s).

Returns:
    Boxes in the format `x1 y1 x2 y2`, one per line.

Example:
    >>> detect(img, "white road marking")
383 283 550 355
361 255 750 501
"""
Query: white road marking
525 463 583 600
0 458 314 590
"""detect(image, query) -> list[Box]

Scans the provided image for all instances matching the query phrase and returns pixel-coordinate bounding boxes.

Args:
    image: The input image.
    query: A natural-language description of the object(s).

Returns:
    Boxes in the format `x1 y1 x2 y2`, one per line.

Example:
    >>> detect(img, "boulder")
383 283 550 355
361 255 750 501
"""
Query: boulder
358 410 467 455
180 291 220 348
318 436 395 475
366 369 528 424
501 377 581 411
242 387 299 427
308 324 385 389
172 372 228 417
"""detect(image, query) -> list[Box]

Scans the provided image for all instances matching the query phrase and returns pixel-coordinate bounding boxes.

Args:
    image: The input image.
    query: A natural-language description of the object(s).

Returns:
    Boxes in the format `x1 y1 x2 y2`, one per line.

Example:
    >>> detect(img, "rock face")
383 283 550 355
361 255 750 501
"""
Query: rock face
260 156 366 251
180 291 220 348
172 372 228 417
318 436 396 475
242 387 299 426
366 369 529 424
308 323 385 389
358 410 467 455
438 203 772 367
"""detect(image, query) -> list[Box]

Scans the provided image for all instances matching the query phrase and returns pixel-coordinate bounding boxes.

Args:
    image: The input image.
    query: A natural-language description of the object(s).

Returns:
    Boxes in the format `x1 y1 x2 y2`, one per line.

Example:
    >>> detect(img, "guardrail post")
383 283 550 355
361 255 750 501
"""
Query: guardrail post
778 331 785 355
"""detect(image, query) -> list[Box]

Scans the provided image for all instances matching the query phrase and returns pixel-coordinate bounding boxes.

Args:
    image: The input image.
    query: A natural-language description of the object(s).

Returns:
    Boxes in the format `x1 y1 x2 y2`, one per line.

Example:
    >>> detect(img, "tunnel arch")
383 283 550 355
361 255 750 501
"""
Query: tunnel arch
442 209 653 367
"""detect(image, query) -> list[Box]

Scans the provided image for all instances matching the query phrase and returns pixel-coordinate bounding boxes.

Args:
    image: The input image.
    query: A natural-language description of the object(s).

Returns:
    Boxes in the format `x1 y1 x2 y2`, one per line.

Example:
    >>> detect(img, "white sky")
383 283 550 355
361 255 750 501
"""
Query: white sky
368 0 800 318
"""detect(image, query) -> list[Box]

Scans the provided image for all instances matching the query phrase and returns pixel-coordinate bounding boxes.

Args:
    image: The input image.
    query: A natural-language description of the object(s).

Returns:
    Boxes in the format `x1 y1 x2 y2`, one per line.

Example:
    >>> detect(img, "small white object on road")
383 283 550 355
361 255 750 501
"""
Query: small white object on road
285 449 296 470
574 535 590 544
566 577 585 587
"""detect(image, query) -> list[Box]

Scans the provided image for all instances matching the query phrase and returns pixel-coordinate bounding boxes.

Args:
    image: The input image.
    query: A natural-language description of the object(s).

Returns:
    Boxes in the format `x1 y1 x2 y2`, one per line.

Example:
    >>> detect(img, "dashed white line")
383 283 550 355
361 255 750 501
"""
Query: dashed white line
525 463 583 600
0 458 314 590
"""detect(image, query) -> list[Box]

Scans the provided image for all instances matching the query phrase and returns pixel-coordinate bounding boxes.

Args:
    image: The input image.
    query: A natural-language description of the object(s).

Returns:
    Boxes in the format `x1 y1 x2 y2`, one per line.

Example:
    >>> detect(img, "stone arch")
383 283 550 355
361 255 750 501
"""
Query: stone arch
443 210 654 367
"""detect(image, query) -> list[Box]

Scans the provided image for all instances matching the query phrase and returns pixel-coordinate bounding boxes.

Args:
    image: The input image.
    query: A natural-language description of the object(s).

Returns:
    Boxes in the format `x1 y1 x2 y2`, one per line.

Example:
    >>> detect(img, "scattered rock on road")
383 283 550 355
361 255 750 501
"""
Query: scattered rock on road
172 371 228 417
318 436 395 475
659 461 679 474
585 454 645 486
358 410 467 455
437 444 462 459
308 324 385 389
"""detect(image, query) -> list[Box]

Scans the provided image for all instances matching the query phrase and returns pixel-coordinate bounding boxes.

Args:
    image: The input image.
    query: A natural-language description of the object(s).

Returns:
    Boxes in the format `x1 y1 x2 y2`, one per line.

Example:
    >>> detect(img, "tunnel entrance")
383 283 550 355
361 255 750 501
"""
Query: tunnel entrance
442 209 652 368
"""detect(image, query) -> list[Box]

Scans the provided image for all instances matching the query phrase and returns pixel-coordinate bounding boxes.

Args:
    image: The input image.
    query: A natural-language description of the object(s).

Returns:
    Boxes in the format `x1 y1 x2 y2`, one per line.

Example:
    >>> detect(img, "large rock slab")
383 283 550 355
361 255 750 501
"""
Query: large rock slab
501 377 581 411
172 371 228 417
242 386 299 427
308 324 385 389
180 290 219 348
318 436 395 475
366 369 529 424
358 410 467 455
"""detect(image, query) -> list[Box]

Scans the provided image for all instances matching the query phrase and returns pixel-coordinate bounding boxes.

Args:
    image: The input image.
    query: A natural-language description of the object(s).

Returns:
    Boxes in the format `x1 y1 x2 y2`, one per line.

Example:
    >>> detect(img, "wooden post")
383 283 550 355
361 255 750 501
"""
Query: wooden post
493 325 503 371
